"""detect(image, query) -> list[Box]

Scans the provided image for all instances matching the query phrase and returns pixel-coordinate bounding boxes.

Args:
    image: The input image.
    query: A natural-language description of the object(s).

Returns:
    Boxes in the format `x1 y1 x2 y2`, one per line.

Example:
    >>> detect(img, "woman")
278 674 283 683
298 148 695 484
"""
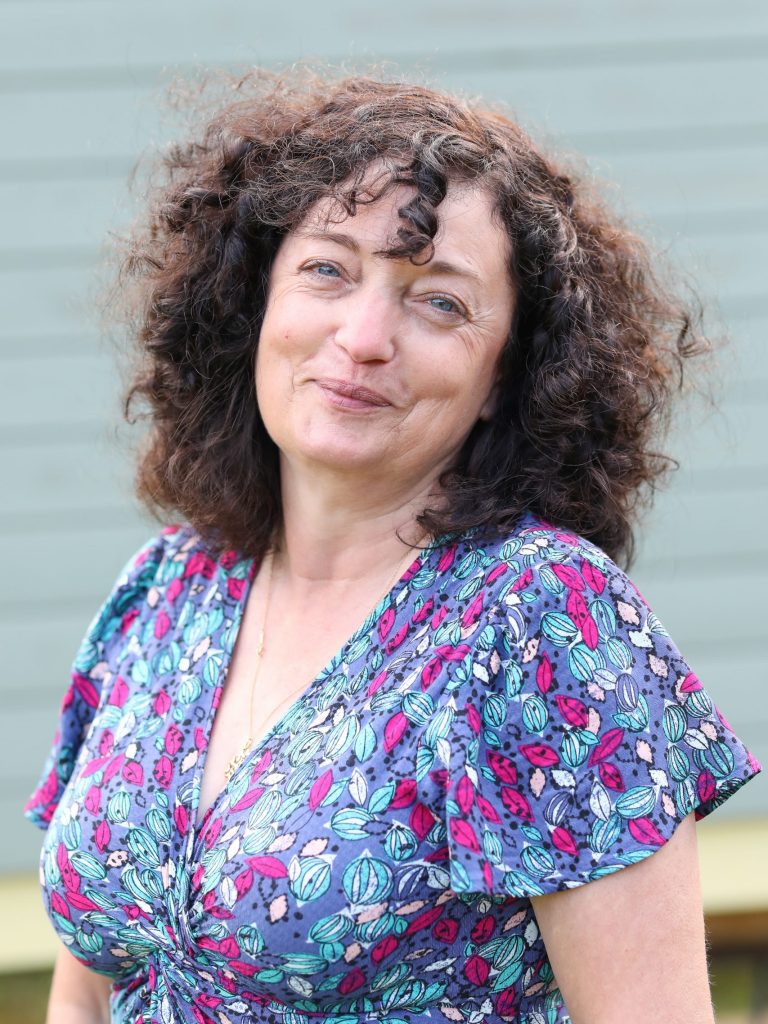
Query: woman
26 69 760 1024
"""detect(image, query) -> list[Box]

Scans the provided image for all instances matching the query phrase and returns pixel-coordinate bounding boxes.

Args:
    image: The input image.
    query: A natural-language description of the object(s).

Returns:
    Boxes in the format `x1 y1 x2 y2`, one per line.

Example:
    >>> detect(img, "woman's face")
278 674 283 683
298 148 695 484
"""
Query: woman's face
255 177 516 496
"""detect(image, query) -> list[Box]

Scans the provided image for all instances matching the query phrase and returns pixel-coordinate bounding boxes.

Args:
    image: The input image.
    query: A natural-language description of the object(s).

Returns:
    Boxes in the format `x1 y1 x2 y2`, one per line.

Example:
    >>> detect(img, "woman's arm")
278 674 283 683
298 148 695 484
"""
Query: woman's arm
46 946 111 1024
530 812 715 1024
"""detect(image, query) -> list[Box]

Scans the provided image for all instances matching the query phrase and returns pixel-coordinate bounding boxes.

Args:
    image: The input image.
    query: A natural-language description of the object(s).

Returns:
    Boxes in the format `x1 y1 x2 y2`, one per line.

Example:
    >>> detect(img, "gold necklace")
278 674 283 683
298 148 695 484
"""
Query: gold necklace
223 536 425 782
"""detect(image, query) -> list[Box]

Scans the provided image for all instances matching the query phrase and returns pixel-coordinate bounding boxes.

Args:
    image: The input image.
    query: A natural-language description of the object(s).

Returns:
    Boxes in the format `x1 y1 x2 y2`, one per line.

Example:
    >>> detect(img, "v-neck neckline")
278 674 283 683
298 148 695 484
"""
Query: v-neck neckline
187 535 445 859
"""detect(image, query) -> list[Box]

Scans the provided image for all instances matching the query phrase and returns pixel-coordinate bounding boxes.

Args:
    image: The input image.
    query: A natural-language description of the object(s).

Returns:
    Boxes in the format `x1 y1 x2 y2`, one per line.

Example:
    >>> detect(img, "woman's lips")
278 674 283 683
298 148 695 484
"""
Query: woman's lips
315 378 391 409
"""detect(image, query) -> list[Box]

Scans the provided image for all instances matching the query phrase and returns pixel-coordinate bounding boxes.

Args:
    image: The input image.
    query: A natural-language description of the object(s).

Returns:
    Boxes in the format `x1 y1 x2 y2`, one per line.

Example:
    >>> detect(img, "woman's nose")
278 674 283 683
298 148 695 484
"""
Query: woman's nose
332 288 398 362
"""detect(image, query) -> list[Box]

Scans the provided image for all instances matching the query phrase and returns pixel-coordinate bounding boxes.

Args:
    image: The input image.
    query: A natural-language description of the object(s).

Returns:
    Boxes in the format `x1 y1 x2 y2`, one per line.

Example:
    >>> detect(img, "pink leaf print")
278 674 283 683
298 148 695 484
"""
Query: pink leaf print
433 917 459 944
167 577 183 603
165 725 184 756
681 672 703 693
421 657 443 691
195 726 209 752
431 605 450 630
435 644 471 662
511 567 533 592
628 817 666 847
234 868 254 899
482 859 494 890
580 558 606 594
68 891 102 912
411 596 434 624
390 778 417 809
251 749 272 781
461 593 484 628
85 785 101 814
552 563 586 590
450 817 480 852
154 755 173 789
227 577 246 601
430 768 451 791
487 750 518 785
405 906 444 934
103 753 125 784
81 755 110 779
472 914 495 944
476 794 501 824
384 711 409 752
599 761 625 792
410 802 436 840
500 787 533 821
122 761 144 786
51 890 70 919
589 727 626 766
184 551 217 580
57 844 80 893
466 703 482 735
338 967 366 995
555 695 589 728
437 544 457 573
372 934 399 964
464 954 490 985
536 652 553 694
247 856 288 879
153 689 171 716
377 606 396 642
486 562 508 585
368 670 388 697
309 770 333 810
386 622 409 654
455 774 475 814
566 590 599 650
231 786 265 814
551 825 578 855
94 819 110 853
697 770 717 804
495 988 518 1017
109 676 129 708
154 611 171 639
519 742 559 767
121 608 140 634
174 804 189 836
98 730 114 756
73 673 99 709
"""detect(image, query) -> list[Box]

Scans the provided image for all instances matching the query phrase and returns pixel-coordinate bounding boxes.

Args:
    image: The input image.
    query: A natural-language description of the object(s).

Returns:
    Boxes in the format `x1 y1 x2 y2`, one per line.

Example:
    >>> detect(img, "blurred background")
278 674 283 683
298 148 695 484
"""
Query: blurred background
1 1 766 1021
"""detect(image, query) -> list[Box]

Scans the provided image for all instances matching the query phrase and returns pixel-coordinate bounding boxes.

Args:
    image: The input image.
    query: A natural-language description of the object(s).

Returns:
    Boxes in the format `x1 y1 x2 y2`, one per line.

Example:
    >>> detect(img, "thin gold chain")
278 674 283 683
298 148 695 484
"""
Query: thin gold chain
223 536 424 781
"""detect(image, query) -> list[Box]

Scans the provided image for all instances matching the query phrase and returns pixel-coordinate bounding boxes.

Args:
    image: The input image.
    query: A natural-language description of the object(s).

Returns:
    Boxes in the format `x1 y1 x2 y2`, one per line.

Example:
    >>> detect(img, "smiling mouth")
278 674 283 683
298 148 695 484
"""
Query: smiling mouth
315 378 391 408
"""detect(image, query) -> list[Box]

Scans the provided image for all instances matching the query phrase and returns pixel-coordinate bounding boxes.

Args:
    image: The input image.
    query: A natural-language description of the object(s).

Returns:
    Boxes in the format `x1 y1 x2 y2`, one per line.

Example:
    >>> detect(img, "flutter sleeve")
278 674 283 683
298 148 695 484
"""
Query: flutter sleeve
23 530 173 830
445 538 762 897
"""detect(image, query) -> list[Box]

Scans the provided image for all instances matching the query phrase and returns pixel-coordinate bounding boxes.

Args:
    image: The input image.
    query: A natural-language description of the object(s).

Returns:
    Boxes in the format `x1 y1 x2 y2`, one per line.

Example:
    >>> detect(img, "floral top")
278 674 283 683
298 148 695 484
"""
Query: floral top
25 512 760 1024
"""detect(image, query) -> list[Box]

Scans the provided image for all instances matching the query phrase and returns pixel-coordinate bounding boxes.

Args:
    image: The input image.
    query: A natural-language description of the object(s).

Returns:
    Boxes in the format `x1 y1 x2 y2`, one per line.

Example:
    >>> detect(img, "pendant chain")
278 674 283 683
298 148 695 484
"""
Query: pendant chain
223 536 424 782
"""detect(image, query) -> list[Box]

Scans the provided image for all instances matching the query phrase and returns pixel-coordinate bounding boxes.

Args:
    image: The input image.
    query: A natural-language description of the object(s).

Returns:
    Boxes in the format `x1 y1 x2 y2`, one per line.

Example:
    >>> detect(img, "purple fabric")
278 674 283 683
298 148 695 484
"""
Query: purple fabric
25 513 760 1024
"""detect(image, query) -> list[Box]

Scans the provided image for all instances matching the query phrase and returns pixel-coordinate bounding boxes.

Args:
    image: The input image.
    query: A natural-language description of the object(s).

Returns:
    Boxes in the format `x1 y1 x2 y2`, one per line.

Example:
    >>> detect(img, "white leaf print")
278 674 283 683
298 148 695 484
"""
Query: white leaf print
436 738 451 767
524 919 539 945
288 976 314 997
636 740 653 764
219 876 237 909
472 662 489 684
650 769 668 788
425 958 457 972
523 638 539 663
628 629 653 649
192 636 211 662
684 728 709 750
300 837 328 857
530 768 546 798
662 793 677 817
226 837 240 861
588 707 602 733
490 649 501 675
439 1008 464 1021
617 600 640 625
701 721 718 742
349 769 368 806
589 781 612 822
649 655 669 678
587 681 606 702
552 769 576 789
269 894 288 922
269 831 297 853
181 749 199 773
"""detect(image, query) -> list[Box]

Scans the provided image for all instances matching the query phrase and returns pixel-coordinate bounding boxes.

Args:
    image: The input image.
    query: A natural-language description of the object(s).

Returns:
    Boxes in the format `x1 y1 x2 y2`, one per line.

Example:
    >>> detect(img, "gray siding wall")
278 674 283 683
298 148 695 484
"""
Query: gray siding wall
2 0 766 872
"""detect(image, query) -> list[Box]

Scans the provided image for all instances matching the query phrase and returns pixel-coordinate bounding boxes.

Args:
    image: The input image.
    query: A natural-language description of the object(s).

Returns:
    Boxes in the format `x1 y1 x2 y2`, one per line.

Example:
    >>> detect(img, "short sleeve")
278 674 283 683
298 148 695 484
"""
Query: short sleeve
445 541 762 897
23 529 174 830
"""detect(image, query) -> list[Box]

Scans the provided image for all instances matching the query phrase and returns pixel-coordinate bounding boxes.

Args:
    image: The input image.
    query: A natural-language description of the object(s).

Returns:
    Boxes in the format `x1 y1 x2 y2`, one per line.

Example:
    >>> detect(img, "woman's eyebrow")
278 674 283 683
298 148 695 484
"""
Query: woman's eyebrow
297 230 484 286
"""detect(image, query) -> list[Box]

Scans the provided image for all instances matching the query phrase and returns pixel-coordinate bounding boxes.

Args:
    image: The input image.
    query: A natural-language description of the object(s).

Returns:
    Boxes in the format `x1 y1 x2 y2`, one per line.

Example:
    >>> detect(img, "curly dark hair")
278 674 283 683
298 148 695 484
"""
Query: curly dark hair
119 66 706 567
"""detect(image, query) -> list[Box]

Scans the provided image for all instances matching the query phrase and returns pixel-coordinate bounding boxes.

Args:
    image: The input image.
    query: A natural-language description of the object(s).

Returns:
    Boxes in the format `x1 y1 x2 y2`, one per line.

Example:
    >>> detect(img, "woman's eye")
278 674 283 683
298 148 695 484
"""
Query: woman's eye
305 261 341 278
427 295 464 317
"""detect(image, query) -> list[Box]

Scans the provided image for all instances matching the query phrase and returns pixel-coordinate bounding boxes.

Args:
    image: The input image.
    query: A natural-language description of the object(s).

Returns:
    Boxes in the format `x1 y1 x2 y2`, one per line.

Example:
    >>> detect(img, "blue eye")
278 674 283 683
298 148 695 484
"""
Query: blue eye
428 295 463 316
308 261 340 277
